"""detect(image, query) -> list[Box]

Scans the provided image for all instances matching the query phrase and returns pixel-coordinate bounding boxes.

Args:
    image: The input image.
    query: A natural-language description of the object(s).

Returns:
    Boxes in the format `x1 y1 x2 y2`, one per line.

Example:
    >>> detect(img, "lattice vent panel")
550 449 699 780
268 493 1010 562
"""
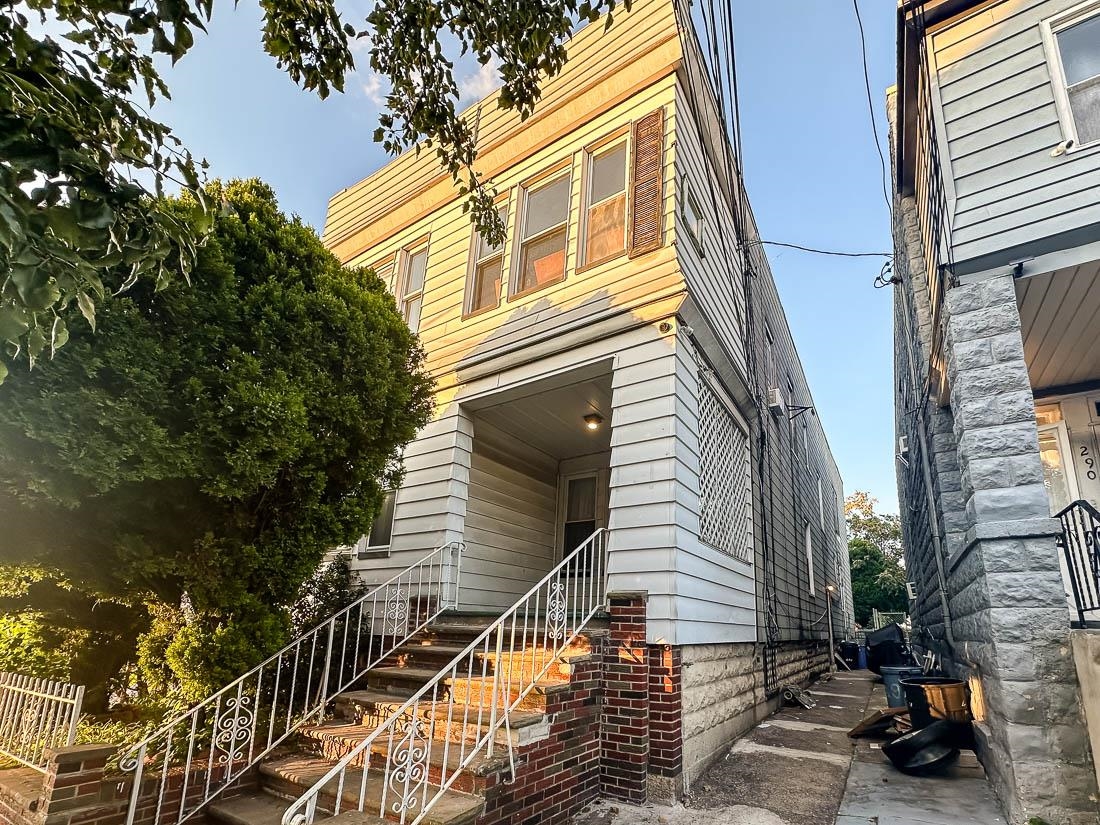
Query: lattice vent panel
697 379 752 562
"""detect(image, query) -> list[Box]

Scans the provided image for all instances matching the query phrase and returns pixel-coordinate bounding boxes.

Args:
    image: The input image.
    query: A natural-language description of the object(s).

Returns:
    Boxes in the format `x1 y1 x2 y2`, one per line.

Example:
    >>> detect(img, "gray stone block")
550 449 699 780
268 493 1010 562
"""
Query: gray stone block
970 484 1052 522
982 274 1019 306
958 421 1040 460
989 330 1026 363
949 303 1023 343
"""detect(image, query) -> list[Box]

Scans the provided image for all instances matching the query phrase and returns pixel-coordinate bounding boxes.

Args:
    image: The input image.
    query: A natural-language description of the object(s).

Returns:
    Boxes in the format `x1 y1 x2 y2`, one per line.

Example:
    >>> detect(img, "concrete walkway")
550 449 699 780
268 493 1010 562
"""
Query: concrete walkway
573 670 1005 825
835 680 1004 825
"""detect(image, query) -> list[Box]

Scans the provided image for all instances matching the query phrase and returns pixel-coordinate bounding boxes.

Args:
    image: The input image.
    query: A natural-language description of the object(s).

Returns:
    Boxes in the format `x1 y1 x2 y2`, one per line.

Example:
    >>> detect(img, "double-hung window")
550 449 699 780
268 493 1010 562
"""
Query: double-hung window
1043 4 1100 148
516 170 570 295
681 176 704 255
805 522 816 597
399 243 428 332
360 490 397 557
583 139 628 265
467 206 506 315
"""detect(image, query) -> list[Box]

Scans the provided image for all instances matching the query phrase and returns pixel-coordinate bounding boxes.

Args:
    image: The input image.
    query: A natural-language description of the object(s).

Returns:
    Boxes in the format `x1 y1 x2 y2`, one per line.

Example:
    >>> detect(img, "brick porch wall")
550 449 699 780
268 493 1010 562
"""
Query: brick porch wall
0 744 257 825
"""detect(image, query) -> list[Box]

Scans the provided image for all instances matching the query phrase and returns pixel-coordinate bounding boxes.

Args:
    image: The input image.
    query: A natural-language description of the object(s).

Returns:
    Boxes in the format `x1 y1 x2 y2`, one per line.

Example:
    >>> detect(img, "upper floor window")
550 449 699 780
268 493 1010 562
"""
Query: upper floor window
371 254 396 293
1043 5 1100 148
515 170 571 296
399 242 428 332
681 177 705 255
583 139 628 265
467 206 507 316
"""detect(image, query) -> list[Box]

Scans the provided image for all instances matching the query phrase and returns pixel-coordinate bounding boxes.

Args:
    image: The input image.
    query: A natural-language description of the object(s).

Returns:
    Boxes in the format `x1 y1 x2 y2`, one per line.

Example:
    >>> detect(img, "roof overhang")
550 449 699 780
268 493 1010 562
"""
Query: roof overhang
895 0 989 194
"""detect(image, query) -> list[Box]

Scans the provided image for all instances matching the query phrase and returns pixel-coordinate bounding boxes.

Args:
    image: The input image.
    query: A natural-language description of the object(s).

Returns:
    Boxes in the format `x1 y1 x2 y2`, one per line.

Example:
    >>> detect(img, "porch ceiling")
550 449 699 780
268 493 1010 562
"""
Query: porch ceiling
1016 259 1100 392
472 374 613 460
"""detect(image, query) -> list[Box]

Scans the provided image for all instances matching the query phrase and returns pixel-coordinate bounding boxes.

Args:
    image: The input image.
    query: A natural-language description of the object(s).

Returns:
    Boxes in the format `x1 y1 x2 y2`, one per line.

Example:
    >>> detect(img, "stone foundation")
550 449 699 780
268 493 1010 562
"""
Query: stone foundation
679 640 829 789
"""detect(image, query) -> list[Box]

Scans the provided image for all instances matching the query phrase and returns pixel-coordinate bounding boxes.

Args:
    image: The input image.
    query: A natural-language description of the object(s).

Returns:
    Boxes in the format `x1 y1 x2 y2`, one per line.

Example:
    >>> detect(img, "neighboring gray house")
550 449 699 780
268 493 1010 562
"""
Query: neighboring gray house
891 0 1100 822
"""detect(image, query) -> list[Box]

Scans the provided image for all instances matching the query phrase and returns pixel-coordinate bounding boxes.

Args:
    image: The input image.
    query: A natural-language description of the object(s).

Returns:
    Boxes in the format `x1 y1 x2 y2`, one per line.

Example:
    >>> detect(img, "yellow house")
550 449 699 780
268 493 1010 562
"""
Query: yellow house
115 3 854 825
321 0 850 804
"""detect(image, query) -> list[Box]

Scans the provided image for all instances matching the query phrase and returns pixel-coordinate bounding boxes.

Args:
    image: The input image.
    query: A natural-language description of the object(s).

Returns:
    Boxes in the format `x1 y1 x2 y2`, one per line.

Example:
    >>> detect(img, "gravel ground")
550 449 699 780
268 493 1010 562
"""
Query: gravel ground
572 798 790 825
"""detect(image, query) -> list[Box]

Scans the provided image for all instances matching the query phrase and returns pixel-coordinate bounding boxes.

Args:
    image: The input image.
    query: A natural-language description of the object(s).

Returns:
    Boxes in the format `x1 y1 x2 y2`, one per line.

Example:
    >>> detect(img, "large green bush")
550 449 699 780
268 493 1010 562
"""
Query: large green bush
0 179 433 706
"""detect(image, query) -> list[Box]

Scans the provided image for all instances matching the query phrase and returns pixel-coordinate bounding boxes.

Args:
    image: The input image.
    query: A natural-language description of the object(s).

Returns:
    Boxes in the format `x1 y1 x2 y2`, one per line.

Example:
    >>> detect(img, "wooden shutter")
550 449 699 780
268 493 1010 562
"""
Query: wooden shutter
628 108 665 258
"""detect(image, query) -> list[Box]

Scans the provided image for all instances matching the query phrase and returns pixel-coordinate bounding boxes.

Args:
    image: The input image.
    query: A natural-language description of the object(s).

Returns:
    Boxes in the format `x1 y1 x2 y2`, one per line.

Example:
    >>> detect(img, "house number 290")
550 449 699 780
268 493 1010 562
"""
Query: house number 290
1080 444 1097 481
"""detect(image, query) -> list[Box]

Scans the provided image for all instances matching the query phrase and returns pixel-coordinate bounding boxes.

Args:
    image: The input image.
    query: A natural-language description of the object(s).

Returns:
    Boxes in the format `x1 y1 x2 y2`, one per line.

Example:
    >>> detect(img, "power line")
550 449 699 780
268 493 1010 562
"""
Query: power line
851 0 893 218
748 240 892 258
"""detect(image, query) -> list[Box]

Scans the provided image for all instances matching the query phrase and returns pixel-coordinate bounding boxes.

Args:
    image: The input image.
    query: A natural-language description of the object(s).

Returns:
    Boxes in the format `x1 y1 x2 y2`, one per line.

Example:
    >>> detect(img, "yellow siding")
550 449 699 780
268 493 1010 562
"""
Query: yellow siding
334 73 684 397
323 0 680 254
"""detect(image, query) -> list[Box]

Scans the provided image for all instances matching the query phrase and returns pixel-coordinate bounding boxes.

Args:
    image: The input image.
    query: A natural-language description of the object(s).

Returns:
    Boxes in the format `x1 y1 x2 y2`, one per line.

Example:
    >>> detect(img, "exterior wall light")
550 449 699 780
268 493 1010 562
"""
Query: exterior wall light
584 413 603 431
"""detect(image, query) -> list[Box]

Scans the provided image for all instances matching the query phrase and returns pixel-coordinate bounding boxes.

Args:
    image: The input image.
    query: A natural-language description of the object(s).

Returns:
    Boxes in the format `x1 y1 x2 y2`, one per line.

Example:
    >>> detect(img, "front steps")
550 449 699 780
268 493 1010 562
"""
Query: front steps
204 615 605 825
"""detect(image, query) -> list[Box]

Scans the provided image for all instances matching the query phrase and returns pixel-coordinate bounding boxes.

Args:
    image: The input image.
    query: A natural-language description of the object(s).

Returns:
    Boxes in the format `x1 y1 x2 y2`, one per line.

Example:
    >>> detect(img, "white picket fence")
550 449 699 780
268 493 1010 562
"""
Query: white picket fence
0 673 84 773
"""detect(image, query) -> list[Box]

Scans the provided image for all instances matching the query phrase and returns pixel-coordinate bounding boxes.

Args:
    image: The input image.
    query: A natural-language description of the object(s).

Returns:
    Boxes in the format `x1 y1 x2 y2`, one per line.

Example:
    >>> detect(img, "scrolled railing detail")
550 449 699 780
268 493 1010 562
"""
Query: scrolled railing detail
121 540 464 825
281 528 609 825
1056 499 1100 627
0 673 84 773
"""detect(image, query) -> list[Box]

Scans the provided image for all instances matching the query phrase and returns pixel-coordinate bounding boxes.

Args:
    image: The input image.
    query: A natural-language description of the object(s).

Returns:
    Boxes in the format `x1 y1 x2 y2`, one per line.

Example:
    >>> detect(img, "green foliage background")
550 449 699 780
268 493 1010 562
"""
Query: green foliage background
845 492 908 626
0 179 433 707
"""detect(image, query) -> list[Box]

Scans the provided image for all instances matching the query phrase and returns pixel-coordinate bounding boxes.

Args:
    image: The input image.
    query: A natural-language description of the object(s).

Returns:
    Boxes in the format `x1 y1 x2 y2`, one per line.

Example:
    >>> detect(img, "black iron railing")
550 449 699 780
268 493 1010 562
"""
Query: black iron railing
1056 499 1100 627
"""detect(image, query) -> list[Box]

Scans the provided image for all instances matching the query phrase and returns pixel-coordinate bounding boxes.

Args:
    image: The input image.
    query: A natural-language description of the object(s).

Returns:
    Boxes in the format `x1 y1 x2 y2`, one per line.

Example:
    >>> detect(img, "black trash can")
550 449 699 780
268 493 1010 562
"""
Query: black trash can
839 641 859 670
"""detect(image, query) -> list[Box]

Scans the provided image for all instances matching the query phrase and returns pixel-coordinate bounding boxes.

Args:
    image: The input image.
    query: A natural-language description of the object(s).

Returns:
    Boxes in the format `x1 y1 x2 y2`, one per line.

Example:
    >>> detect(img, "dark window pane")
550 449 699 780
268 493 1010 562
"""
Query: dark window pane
1058 16 1100 86
590 143 627 203
367 491 396 547
523 176 570 238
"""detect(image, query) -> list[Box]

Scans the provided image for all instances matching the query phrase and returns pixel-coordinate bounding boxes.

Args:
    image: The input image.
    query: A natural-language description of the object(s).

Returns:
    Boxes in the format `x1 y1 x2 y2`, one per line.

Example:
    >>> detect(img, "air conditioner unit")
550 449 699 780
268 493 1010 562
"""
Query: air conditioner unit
766 387 786 417
906 581 918 601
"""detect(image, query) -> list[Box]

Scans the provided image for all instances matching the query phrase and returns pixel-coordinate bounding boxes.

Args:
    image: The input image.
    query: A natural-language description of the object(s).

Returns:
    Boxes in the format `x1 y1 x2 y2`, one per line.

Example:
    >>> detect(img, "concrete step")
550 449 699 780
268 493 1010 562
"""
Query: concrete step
445 676 564 712
208 791 301 825
319 696 547 748
298 722 511 794
365 667 446 695
259 754 483 825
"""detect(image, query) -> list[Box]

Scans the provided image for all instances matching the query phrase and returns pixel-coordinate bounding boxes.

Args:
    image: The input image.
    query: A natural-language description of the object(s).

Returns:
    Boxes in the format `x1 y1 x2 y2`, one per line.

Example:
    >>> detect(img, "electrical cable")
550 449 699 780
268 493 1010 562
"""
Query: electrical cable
852 0 893 218
747 240 892 258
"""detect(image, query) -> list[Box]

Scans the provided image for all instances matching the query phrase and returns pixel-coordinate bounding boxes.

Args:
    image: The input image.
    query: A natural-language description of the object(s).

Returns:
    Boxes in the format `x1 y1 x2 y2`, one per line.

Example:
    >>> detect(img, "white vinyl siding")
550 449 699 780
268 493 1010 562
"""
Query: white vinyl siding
929 0 1100 265
462 422 557 611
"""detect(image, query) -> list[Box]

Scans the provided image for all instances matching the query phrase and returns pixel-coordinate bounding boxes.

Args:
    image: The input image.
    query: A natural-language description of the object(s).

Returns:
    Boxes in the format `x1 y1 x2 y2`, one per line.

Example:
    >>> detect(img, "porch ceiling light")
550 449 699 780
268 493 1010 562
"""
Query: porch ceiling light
583 413 604 431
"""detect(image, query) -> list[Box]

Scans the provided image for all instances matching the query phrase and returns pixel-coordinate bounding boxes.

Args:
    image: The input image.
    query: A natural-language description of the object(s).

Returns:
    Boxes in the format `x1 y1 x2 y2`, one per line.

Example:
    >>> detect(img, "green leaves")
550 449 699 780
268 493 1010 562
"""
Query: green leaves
0 179 434 705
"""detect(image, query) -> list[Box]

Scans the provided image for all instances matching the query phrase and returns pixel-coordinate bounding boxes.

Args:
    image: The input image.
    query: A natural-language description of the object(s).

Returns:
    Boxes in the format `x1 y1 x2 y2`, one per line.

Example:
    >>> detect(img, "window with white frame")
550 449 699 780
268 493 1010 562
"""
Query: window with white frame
399 243 428 331
697 377 752 562
818 477 826 531
360 490 396 557
805 521 816 597
583 139 629 265
467 206 507 315
1042 4 1100 148
681 176 704 255
515 170 570 295
370 255 396 294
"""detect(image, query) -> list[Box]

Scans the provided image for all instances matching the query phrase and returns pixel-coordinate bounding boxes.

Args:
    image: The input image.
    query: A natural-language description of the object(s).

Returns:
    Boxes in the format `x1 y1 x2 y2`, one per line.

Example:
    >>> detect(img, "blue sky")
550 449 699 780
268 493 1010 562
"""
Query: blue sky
153 0 900 513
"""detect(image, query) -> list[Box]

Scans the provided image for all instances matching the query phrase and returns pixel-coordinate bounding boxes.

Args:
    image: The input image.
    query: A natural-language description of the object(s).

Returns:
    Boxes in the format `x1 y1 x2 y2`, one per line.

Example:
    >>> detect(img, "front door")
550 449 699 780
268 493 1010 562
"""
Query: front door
1038 418 1080 515
561 473 599 557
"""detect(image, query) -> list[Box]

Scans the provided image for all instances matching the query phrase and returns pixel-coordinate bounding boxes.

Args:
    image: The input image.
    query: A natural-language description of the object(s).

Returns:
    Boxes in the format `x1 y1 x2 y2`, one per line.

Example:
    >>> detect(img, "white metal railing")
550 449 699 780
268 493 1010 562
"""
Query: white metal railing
281 529 609 825
121 541 464 825
0 673 84 773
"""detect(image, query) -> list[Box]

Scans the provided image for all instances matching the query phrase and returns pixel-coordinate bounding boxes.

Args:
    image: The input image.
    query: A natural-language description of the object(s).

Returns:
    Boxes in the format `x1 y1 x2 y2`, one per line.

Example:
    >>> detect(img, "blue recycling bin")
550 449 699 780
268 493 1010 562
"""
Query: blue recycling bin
881 665 924 708
857 645 868 670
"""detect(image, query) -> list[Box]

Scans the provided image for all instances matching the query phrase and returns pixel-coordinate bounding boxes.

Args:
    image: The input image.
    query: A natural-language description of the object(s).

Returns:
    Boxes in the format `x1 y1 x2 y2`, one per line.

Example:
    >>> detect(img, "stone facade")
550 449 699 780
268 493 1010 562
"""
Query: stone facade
890 114 1099 817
